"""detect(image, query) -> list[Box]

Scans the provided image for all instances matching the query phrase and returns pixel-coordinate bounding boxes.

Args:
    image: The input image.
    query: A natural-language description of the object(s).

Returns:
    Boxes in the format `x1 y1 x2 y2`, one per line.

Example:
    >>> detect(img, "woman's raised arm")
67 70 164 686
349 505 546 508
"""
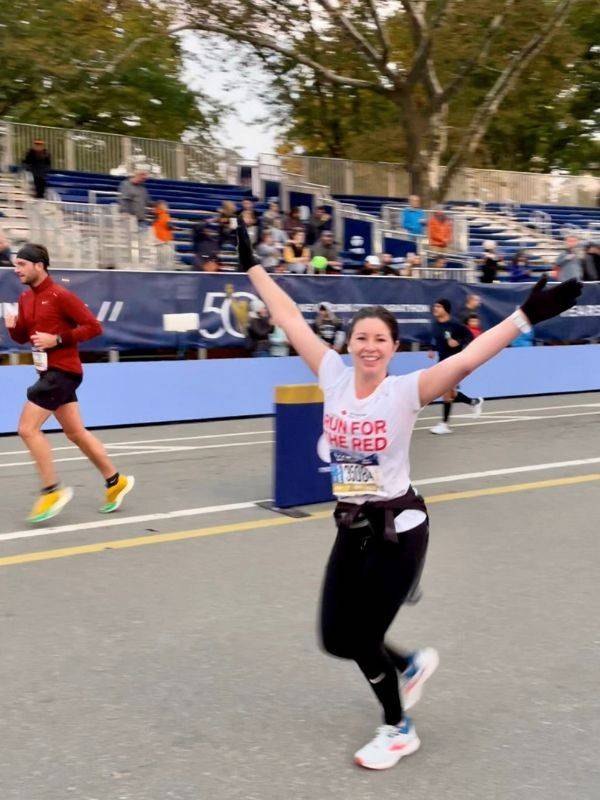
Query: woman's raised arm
237 217 328 375
418 277 582 407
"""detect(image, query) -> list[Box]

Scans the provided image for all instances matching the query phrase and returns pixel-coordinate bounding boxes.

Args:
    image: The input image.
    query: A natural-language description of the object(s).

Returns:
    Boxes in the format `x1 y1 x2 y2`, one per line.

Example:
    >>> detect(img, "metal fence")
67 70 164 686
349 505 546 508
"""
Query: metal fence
26 200 175 270
275 154 599 207
0 120 237 184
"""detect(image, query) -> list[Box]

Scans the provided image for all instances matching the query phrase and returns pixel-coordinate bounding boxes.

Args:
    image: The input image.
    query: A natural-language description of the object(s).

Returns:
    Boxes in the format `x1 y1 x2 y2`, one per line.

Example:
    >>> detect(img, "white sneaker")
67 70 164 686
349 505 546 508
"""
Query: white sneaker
354 718 420 770
471 397 484 417
400 647 440 710
430 422 452 435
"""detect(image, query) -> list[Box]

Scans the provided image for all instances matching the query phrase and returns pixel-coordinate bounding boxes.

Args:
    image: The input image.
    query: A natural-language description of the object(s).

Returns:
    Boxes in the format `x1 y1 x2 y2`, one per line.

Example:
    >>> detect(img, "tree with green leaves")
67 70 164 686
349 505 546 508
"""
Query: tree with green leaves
156 0 587 201
0 0 218 142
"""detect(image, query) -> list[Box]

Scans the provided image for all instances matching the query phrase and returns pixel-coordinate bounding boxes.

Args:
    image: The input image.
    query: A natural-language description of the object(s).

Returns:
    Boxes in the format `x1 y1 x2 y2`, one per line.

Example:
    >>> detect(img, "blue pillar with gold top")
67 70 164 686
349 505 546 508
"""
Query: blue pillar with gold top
274 384 334 508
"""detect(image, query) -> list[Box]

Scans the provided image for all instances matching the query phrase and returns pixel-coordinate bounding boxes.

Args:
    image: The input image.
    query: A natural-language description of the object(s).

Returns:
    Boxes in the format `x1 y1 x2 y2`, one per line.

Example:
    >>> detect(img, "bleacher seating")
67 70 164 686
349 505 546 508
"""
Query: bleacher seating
46 170 267 269
333 193 600 279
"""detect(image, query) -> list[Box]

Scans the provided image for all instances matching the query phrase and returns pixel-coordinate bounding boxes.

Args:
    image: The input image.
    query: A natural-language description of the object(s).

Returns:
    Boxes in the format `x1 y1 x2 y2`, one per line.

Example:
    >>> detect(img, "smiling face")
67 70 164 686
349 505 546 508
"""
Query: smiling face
348 317 398 380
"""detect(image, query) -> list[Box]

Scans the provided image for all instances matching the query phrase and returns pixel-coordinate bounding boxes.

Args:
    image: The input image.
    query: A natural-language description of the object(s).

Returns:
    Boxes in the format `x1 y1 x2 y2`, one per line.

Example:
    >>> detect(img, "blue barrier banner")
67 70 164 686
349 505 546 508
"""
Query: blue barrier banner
1 268 599 351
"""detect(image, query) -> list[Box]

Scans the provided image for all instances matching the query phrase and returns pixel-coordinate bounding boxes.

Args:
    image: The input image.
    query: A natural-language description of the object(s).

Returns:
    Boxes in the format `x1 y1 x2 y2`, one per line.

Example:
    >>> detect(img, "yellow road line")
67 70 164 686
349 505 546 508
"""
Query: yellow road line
1 472 599 569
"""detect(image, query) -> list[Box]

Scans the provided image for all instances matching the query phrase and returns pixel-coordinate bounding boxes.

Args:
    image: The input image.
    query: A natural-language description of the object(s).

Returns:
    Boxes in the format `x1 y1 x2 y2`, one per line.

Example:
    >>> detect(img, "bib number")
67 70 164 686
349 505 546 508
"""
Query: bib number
330 450 383 497
32 349 48 372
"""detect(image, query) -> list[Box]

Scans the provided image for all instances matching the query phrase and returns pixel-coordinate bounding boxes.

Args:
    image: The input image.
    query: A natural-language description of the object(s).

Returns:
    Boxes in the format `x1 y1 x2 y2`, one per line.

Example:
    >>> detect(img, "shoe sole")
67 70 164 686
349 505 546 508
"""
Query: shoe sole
27 487 74 524
402 648 440 710
354 736 421 770
429 428 452 435
99 476 135 514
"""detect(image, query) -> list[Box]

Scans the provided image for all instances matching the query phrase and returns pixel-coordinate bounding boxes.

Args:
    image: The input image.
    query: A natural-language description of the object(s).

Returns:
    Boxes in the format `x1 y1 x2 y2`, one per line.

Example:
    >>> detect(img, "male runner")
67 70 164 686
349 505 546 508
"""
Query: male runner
428 298 483 434
4 243 134 522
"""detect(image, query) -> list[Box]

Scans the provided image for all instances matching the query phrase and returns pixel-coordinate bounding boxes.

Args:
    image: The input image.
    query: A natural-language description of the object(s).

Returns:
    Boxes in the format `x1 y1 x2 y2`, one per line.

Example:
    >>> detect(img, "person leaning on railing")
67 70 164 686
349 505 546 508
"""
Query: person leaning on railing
427 207 452 249
118 170 150 226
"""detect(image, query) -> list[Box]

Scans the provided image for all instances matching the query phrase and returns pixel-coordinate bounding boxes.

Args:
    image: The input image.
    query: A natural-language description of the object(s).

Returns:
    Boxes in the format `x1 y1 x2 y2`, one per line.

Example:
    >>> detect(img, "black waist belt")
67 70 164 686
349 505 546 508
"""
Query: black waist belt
334 486 427 543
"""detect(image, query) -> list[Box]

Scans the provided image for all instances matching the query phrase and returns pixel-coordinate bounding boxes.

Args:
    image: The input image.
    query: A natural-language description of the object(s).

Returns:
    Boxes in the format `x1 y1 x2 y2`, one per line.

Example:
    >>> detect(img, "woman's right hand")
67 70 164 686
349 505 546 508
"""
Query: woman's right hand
4 313 16 329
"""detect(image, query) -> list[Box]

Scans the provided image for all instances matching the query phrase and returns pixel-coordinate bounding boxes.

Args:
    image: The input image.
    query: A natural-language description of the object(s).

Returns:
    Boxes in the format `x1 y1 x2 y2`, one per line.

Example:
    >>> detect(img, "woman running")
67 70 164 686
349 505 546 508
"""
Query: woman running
236 218 581 770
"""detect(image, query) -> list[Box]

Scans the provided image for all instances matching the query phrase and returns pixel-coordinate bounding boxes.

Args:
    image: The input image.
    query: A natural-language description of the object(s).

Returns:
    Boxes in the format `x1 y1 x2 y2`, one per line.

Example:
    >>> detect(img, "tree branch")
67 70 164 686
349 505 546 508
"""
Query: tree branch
91 20 388 92
313 0 382 66
440 0 576 196
365 0 392 64
438 0 515 106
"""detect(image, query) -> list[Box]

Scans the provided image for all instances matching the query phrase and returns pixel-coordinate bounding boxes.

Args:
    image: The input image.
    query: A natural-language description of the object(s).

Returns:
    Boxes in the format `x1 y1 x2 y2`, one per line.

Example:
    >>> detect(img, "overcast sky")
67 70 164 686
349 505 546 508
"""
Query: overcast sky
180 32 282 160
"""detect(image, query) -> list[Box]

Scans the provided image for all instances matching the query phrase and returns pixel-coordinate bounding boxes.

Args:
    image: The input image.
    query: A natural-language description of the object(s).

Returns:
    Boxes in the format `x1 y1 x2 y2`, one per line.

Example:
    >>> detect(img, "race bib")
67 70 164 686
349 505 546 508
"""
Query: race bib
330 450 384 497
32 349 48 372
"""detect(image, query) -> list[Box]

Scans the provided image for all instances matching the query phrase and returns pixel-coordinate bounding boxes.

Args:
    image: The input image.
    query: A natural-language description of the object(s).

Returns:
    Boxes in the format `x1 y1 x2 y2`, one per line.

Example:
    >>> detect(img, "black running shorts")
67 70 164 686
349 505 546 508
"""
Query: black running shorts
27 369 83 411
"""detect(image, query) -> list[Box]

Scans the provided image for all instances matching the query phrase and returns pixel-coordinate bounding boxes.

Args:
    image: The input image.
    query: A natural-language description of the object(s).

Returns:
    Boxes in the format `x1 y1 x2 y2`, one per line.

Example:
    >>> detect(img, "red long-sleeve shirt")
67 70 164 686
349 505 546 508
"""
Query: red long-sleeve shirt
8 276 103 374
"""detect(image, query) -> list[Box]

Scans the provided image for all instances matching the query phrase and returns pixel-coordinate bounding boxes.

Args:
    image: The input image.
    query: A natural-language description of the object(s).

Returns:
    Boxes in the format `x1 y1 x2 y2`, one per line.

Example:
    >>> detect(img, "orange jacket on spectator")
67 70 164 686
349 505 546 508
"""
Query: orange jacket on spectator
427 213 452 248
152 208 174 242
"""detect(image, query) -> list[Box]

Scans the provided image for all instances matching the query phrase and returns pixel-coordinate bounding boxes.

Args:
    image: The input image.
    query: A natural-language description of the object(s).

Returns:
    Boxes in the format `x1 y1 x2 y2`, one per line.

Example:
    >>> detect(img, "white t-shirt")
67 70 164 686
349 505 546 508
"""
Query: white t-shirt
318 350 423 504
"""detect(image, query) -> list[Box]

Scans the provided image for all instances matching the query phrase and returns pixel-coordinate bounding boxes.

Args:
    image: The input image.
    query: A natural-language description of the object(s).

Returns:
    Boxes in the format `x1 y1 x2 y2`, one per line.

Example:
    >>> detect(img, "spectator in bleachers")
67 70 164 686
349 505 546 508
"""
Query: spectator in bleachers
306 205 332 246
0 231 13 266
241 199 260 245
247 301 274 357
401 195 426 237
311 230 342 274
192 219 219 270
379 253 402 276
583 242 599 281
509 250 532 282
459 294 482 325
118 170 150 225
464 313 483 339
401 251 422 277
427 207 452 249
22 139 51 199
360 255 383 276
312 303 345 352
480 240 501 283
554 236 583 281
267 217 289 251
261 200 282 230
269 324 290 356
283 229 311 274
151 201 175 269
255 231 281 272
284 207 305 236
201 255 220 272
217 200 238 249
430 254 447 277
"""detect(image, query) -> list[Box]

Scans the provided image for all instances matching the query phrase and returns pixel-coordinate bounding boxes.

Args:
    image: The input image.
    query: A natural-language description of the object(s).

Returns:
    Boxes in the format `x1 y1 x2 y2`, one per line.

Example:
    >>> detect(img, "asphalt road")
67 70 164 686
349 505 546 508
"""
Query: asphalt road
0 393 598 800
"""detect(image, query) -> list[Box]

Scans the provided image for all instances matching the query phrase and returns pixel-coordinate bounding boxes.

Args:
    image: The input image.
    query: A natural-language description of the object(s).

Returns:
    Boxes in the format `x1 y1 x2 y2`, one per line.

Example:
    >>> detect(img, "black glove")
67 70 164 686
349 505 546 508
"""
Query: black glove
236 214 260 272
520 275 582 326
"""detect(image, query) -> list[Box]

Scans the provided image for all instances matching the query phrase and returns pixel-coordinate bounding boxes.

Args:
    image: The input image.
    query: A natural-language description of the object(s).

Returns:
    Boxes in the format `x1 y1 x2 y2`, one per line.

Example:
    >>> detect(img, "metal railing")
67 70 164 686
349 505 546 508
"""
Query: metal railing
26 200 177 270
272 154 599 207
0 120 237 184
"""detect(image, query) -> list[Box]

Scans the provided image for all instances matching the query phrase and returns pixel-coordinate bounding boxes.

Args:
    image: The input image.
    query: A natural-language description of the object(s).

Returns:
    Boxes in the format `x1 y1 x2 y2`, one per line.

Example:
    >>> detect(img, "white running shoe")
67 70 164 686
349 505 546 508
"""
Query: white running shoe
400 647 440 711
354 718 420 770
430 422 452 435
471 397 484 417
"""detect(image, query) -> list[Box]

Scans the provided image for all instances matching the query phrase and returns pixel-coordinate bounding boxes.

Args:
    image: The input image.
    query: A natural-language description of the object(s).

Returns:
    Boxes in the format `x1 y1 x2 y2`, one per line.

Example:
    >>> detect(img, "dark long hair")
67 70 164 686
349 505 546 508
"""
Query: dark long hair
347 306 399 342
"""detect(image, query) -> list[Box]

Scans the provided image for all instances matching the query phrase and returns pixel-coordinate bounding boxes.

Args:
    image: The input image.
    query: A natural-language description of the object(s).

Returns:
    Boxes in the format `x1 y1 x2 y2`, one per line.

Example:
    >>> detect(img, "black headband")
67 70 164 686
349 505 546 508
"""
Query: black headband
16 244 49 268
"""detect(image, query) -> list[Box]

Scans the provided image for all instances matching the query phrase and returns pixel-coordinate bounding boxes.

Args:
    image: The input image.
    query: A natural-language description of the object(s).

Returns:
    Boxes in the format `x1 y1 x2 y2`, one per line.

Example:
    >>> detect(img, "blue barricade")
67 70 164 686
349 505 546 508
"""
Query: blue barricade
2 269 599 353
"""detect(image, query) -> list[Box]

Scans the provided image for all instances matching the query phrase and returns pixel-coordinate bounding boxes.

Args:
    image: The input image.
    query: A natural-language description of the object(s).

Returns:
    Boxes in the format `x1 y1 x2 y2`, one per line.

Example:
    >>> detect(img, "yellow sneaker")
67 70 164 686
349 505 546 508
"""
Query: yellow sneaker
27 487 74 524
100 474 135 514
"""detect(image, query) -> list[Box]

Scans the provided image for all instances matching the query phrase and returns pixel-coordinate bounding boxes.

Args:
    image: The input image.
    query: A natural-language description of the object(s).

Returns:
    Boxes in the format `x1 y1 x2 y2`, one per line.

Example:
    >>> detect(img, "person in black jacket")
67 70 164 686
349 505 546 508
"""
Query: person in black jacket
247 301 274 357
22 140 51 199
428 298 483 434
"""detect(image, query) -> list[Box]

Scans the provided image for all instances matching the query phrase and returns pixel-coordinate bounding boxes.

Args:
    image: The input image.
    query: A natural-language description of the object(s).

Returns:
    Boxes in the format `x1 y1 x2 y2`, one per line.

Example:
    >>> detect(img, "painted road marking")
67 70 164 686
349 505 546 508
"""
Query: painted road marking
1 473 598 568
1 456 599 544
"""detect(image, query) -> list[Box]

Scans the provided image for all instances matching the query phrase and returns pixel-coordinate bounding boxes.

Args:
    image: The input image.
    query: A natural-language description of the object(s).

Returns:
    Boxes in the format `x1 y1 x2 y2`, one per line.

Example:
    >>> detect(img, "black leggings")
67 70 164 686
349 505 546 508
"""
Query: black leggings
319 510 429 725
